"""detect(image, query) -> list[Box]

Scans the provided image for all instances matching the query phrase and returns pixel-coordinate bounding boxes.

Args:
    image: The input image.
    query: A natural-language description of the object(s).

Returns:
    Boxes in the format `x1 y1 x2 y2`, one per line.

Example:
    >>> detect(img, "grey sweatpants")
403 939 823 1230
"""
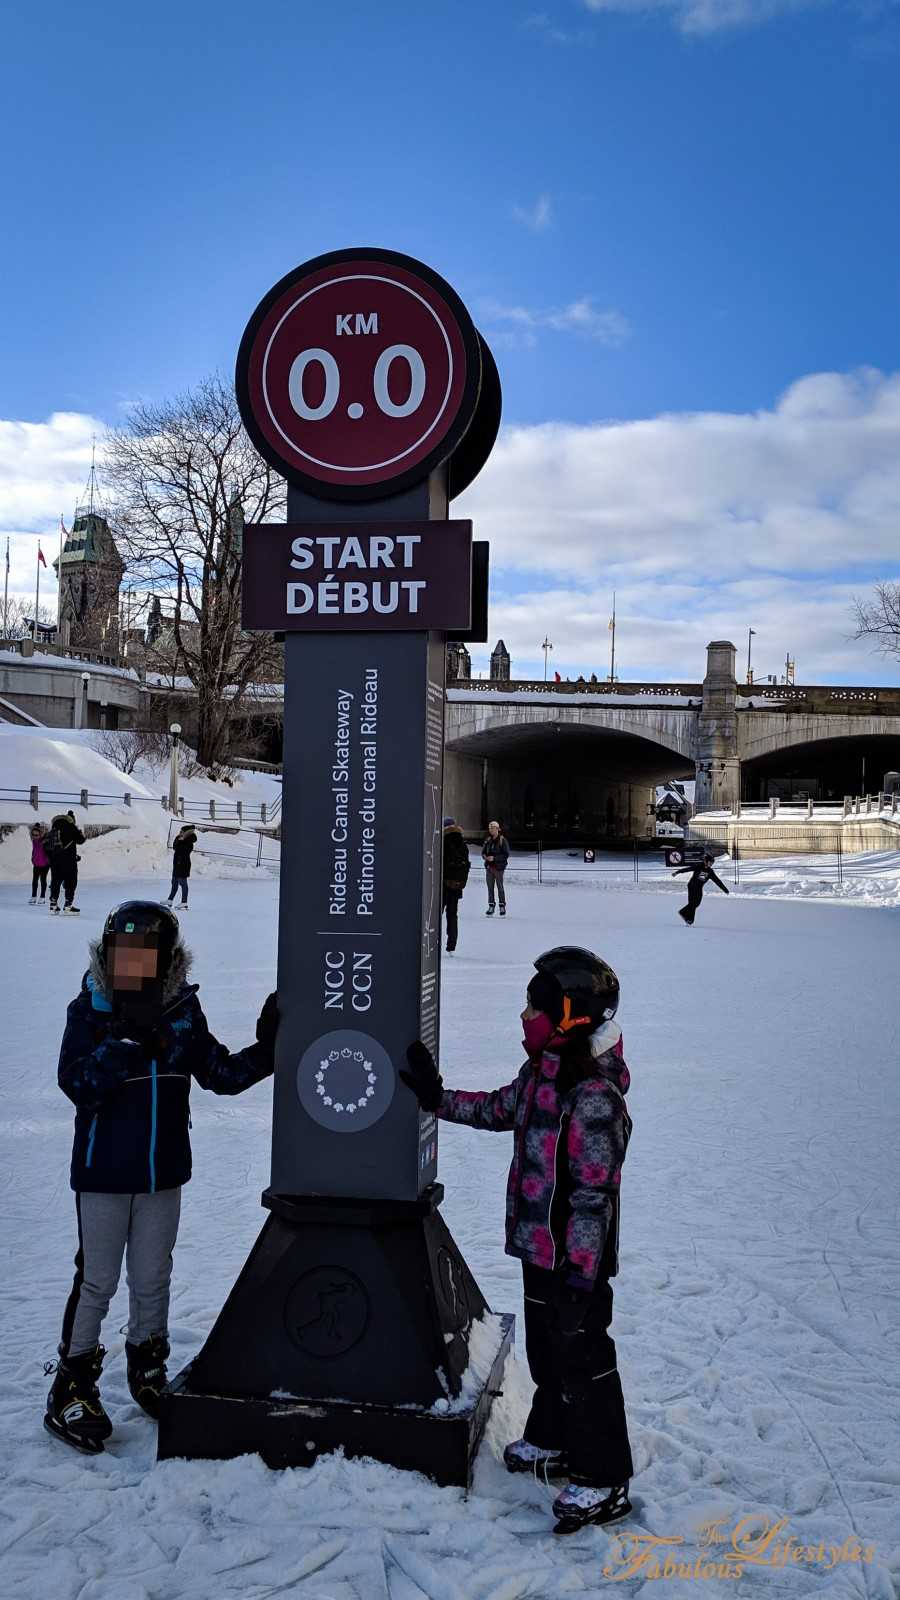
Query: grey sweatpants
60 1189 182 1357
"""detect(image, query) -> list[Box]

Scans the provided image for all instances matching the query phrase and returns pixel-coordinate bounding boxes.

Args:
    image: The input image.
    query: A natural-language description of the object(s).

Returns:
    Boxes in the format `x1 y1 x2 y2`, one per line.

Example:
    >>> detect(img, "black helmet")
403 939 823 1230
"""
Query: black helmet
531 946 619 1033
102 900 179 974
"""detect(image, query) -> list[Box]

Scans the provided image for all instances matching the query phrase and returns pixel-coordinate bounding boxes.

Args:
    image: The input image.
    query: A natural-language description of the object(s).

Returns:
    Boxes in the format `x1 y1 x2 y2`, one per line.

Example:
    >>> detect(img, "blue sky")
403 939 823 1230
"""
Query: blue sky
3 0 900 682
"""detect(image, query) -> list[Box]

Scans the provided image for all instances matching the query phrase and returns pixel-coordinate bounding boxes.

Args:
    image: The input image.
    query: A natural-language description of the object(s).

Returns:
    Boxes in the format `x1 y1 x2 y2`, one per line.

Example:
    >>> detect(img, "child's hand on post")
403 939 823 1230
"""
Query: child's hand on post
401 1041 443 1111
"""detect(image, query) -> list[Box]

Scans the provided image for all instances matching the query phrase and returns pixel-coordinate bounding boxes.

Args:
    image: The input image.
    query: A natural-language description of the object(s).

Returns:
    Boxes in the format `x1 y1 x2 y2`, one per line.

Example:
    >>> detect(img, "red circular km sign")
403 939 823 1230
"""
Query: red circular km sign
236 249 483 500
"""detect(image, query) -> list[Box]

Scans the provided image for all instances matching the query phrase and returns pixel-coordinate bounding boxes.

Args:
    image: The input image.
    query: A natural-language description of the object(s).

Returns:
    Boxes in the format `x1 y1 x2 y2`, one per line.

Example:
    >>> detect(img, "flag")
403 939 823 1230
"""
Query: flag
37 544 47 568
60 514 69 539
4 537 8 574
554 671 561 683
608 616 614 630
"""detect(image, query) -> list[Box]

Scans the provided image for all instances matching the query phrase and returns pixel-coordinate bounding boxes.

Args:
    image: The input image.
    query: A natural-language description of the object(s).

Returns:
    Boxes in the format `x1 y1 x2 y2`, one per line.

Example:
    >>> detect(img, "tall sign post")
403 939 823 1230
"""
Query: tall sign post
158 250 508 1486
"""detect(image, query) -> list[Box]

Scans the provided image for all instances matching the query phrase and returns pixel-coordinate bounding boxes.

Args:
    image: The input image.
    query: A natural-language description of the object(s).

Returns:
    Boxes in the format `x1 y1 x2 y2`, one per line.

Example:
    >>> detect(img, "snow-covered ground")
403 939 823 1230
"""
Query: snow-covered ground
0 726 282 882
2 873 899 1597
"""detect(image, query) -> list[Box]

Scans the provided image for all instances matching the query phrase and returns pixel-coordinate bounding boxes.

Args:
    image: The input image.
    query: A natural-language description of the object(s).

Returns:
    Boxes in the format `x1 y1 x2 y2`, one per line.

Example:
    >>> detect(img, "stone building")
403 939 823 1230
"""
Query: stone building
53 506 124 655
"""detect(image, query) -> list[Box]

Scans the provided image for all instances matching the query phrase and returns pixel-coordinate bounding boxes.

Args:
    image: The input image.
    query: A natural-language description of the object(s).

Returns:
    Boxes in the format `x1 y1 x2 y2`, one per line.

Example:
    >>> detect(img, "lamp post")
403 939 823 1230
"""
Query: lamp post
746 627 756 685
541 635 553 682
169 723 182 815
75 672 90 730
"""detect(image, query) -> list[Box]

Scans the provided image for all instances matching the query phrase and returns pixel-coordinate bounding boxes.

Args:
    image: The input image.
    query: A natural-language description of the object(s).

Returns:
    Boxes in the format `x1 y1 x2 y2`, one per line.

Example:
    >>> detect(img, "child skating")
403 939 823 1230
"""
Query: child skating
45 899 277 1453
29 823 50 903
402 945 633 1534
673 853 729 924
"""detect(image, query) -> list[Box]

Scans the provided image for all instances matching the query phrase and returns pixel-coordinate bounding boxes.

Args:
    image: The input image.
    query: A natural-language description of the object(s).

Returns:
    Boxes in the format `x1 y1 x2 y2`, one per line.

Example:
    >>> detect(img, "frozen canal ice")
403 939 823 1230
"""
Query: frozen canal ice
1 869 898 1596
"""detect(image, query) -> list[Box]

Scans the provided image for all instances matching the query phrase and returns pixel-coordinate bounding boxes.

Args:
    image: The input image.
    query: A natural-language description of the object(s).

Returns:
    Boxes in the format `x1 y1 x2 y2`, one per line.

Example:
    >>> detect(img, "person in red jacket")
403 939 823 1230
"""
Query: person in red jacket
402 946 633 1534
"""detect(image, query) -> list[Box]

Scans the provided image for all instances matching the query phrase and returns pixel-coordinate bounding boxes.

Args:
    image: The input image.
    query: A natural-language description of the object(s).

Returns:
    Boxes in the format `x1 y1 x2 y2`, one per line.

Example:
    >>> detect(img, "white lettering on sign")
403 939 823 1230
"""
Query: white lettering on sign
288 348 340 420
285 342 426 424
290 534 422 570
335 313 379 336
286 579 427 617
373 344 426 419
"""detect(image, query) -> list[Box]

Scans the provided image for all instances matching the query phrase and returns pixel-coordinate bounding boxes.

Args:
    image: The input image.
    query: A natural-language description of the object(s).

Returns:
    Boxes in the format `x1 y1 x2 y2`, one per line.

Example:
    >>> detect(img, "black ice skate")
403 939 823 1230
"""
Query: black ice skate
552 1482 632 1535
504 1437 568 1480
63 904 81 915
44 1346 113 1454
126 1334 170 1419
49 900 60 915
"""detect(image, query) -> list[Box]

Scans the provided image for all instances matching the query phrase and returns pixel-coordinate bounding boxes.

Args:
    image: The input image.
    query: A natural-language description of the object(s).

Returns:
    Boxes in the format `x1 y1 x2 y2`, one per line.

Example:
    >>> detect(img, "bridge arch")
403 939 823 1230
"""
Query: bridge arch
739 719 900 801
444 701 696 839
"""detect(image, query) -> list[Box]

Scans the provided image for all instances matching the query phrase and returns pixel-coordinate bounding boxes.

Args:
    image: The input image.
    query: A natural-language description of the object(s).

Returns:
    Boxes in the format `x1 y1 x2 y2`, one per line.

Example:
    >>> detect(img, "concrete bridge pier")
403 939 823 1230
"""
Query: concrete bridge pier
695 640 741 814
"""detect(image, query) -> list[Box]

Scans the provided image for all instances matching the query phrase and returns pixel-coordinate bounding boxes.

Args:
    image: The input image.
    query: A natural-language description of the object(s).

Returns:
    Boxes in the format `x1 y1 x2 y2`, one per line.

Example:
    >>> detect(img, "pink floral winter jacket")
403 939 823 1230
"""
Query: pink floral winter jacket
438 1021 632 1290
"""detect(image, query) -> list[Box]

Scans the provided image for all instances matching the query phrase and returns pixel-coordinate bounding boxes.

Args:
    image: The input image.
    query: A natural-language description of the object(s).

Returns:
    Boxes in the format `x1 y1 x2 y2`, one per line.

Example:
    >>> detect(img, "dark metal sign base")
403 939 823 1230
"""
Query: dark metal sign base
158 1317 513 1489
157 1188 514 1488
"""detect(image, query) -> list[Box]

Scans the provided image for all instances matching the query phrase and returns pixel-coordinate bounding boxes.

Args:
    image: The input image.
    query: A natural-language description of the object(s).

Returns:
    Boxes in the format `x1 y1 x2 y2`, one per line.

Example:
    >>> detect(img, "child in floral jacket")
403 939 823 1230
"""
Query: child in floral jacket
403 945 633 1533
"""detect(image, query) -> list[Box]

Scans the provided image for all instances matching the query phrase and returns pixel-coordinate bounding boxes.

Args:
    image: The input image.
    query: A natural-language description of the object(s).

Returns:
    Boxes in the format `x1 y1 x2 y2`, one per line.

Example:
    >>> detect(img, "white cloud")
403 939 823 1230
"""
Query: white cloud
481 297 631 347
512 195 554 231
0 412 101 602
582 0 826 34
456 368 900 685
3 372 900 685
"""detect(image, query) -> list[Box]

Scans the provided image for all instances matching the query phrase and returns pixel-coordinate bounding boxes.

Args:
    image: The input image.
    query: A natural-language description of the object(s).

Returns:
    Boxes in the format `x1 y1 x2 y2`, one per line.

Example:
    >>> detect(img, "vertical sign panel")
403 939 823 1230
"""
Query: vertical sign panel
272 629 442 1199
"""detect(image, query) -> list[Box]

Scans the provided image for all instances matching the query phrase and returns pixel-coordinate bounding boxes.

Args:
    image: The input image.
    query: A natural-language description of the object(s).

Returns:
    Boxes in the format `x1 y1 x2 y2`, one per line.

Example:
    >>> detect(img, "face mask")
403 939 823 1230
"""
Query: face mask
523 1013 556 1055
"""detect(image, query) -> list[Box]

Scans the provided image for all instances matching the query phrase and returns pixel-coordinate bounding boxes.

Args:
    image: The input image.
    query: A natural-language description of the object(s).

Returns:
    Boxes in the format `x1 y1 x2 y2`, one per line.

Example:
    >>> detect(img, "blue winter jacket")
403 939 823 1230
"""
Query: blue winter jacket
58 940 274 1194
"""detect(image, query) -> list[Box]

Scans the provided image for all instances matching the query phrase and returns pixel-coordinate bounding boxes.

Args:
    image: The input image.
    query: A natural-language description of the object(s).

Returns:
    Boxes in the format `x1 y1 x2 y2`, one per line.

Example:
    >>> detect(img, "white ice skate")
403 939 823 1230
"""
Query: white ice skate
552 1482 632 1535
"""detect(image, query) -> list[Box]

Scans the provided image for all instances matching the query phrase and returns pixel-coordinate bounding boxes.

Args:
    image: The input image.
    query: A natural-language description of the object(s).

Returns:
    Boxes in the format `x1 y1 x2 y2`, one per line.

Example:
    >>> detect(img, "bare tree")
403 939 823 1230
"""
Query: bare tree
95 729 168 775
854 584 900 661
103 375 285 767
2 599 57 641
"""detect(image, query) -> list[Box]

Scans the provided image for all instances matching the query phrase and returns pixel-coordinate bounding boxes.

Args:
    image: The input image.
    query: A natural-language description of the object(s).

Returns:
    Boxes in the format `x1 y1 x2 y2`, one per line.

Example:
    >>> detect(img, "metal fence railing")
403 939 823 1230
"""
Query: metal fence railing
165 817 281 870
0 784 282 826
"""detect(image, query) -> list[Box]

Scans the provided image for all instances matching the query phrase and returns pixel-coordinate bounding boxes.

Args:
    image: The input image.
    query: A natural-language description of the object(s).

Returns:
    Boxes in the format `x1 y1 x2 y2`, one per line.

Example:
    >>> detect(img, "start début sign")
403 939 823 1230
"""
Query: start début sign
241 521 473 633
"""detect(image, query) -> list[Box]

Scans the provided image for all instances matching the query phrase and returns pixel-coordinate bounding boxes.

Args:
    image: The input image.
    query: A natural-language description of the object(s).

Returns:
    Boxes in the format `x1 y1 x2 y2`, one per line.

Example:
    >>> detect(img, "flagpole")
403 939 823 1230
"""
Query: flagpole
3 537 9 640
35 542 41 643
609 592 616 683
57 514 65 638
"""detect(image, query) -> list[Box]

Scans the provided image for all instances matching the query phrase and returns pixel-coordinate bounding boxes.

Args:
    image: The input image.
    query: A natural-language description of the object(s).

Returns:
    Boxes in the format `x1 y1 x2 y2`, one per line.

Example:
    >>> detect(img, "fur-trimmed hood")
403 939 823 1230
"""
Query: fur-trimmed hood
86 936 194 1006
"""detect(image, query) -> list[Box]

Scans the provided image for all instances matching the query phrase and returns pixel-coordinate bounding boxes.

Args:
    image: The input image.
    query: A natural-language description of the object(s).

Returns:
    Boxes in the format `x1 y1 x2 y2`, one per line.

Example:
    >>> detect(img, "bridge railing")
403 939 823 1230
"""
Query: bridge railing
698 794 900 821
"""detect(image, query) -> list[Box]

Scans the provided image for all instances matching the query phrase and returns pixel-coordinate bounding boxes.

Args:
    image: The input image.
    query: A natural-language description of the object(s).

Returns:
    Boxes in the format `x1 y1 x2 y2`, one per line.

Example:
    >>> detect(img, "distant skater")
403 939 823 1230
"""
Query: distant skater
673 854 729 925
168 825 197 908
30 823 50 904
441 817 470 953
482 820 509 917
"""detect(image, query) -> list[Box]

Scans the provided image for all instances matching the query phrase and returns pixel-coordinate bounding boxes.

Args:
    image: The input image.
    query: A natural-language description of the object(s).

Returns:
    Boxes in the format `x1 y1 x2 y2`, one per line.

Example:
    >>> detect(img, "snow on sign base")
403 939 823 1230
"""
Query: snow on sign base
159 1315 514 1489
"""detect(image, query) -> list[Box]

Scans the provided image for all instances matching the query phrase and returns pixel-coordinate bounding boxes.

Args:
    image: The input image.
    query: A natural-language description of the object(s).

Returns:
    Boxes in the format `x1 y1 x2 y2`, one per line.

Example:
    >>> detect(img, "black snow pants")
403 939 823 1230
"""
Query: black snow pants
522 1263 633 1487
679 886 703 925
50 856 78 907
443 888 461 951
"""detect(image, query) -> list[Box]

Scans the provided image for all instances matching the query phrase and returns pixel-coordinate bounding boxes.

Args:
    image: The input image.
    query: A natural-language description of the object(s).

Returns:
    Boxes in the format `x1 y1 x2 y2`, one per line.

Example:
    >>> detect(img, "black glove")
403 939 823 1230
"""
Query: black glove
555 1285 590 1338
108 1017 162 1052
400 1040 444 1112
256 992 278 1052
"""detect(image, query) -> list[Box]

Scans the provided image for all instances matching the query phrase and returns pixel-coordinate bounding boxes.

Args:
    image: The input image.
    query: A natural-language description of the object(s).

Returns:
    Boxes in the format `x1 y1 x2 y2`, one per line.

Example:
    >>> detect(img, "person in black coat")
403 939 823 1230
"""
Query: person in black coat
168 825 197 908
442 817 471 953
673 854 729 924
48 810 86 914
44 899 277 1454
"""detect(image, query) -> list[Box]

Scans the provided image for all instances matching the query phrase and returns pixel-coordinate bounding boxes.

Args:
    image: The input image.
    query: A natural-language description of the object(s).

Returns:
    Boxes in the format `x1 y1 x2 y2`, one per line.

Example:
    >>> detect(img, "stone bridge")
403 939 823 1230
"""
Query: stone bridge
444 641 900 838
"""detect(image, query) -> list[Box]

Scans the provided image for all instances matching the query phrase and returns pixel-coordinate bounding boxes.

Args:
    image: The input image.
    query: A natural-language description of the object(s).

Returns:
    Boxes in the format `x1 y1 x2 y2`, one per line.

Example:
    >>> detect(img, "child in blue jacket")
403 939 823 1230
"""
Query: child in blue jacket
44 899 277 1453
